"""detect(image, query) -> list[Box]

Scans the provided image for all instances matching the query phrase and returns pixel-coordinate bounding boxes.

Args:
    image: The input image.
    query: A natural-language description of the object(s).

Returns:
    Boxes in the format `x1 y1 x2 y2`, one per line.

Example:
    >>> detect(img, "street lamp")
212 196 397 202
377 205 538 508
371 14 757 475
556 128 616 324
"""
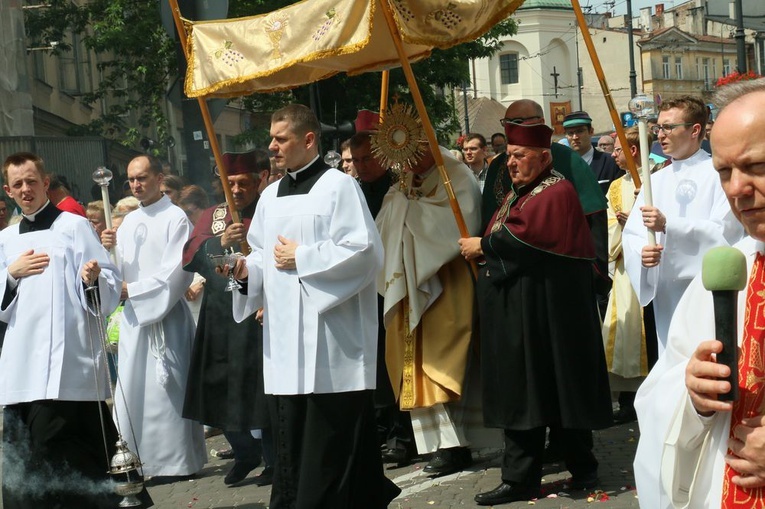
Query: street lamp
628 93 657 246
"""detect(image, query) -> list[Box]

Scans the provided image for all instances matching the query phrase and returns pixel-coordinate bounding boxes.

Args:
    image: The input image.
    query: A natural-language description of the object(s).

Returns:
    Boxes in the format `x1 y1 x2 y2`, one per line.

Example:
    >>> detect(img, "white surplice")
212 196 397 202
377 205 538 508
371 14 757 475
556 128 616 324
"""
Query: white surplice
113 195 206 477
634 235 758 509
0 213 120 405
232 169 383 395
622 149 743 355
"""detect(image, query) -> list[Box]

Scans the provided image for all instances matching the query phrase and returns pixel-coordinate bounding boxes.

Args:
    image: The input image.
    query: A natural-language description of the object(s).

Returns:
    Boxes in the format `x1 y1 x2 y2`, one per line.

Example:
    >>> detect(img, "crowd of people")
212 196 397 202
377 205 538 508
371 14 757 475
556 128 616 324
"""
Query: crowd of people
2 79 765 509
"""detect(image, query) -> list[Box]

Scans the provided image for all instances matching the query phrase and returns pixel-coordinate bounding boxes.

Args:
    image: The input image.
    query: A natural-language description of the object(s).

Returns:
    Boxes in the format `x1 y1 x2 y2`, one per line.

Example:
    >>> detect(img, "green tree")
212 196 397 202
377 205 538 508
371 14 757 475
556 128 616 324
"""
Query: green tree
25 0 176 150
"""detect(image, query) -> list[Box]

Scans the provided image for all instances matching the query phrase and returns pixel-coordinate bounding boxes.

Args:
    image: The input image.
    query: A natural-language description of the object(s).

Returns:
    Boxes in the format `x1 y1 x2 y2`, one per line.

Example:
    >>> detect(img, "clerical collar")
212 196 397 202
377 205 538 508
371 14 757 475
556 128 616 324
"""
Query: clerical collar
19 201 62 234
582 146 595 165
287 155 321 180
21 200 52 222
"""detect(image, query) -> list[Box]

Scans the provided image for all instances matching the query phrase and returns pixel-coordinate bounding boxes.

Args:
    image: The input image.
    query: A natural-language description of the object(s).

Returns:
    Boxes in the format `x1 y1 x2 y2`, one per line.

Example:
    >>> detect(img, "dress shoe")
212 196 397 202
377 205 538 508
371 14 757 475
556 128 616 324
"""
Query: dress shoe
474 482 539 506
423 446 472 475
253 466 273 486
382 446 413 467
568 471 599 490
224 460 260 485
613 405 638 424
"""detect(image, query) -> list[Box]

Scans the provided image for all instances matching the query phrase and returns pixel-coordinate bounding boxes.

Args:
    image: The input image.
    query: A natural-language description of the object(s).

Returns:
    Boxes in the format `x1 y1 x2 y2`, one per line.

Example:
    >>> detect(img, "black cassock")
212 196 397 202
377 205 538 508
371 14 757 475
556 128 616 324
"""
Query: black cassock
181 201 268 431
477 169 612 431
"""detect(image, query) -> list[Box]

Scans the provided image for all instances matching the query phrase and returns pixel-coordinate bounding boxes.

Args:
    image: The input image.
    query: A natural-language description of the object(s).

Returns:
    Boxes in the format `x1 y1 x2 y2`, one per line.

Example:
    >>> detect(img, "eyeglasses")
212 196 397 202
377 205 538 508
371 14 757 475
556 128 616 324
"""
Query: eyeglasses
500 116 542 126
650 123 694 135
613 147 623 155
565 127 590 137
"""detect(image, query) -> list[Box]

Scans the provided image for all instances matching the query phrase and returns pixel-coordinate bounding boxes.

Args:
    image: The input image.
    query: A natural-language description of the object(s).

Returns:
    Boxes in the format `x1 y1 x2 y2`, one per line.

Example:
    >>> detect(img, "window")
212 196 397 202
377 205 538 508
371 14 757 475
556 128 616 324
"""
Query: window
674 57 683 79
499 53 519 85
723 58 731 77
32 51 48 84
58 31 93 95
662 56 671 79
702 58 710 89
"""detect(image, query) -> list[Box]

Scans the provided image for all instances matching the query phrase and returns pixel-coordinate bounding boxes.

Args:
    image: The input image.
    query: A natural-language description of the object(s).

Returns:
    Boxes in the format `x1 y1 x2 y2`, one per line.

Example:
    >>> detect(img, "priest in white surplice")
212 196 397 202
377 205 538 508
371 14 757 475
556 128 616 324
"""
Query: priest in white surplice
230 104 400 509
624 97 743 509
102 154 206 478
0 152 151 508
634 81 765 509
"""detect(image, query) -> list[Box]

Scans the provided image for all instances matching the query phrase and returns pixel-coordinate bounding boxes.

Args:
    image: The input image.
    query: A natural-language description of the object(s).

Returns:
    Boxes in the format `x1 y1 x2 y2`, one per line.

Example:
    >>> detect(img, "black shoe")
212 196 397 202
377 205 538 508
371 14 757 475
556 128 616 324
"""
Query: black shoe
423 446 472 476
223 460 259 486
613 405 638 424
253 466 273 486
568 471 599 490
474 482 539 506
382 446 413 467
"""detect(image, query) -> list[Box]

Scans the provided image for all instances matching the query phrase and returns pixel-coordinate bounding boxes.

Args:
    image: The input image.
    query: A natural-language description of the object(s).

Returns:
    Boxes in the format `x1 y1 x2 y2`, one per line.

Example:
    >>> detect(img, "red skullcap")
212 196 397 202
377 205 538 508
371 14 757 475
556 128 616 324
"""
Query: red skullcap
221 151 259 175
504 123 553 149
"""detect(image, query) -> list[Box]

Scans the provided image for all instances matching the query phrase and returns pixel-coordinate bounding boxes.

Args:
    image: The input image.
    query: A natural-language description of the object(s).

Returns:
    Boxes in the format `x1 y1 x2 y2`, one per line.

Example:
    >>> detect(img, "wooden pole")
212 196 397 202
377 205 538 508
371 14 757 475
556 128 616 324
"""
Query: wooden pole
378 2 472 242
380 70 390 121
571 0 642 188
167 0 249 254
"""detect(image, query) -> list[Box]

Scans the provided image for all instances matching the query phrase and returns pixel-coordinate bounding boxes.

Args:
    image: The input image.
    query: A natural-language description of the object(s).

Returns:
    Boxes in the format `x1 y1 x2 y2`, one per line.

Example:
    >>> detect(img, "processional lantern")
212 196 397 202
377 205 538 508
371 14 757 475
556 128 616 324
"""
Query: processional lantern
92 167 114 230
628 94 658 246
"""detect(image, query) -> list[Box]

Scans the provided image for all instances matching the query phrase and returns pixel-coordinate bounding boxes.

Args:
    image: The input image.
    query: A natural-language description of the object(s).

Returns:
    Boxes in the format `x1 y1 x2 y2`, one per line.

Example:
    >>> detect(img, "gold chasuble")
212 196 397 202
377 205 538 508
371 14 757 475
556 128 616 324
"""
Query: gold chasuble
386 258 474 410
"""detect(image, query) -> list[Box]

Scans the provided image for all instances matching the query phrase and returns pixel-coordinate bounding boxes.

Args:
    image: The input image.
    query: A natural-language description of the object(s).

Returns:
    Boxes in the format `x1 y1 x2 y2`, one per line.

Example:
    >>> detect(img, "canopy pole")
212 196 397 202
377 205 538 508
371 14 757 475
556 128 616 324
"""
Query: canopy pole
571 0 641 188
167 0 250 254
380 70 390 121
378 2 473 244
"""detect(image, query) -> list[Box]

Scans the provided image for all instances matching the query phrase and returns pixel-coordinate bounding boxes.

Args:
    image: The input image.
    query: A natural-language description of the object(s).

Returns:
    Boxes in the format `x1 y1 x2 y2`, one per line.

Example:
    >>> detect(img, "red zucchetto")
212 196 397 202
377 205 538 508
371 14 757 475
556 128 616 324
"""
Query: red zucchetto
504 123 553 149
222 151 259 175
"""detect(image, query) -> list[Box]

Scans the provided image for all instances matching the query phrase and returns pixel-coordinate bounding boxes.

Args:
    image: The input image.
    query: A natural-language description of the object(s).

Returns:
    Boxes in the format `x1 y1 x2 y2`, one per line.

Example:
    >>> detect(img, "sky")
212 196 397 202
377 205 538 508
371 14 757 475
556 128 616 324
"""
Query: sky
586 0 678 16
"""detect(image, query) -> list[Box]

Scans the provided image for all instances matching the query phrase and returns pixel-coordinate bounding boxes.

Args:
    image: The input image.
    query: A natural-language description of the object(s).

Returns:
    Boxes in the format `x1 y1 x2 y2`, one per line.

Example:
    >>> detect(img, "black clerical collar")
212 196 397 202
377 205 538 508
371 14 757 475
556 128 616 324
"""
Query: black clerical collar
277 156 330 197
19 201 63 233
287 155 321 179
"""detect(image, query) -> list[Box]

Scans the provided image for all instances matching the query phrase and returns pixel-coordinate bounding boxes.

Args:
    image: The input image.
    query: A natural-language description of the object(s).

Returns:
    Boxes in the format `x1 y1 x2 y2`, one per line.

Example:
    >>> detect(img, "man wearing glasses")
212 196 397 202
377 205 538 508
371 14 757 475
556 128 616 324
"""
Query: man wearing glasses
621 96 743 380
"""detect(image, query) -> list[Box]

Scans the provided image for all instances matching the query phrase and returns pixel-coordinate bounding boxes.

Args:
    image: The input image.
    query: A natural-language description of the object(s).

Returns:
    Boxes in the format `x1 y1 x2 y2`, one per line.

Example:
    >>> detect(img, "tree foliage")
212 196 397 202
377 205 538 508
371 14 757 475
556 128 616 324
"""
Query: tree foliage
26 0 516 149
25 0 176 149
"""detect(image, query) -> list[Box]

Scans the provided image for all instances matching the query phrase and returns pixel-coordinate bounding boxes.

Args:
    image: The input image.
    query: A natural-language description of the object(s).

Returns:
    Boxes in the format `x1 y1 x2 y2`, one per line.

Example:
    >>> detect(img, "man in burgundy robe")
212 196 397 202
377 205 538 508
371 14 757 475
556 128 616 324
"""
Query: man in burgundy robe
182 150 272 486
459 123 612 506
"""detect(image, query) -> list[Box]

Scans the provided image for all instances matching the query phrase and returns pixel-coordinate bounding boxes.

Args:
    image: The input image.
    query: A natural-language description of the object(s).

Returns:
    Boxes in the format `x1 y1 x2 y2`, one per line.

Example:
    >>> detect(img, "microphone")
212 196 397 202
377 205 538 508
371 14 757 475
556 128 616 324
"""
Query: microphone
701 246 747 402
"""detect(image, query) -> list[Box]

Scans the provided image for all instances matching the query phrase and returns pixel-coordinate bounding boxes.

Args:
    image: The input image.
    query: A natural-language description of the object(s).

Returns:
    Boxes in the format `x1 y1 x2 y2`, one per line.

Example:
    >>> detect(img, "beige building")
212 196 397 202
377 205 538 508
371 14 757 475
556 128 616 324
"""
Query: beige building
0 1 247 199
472 0 581 135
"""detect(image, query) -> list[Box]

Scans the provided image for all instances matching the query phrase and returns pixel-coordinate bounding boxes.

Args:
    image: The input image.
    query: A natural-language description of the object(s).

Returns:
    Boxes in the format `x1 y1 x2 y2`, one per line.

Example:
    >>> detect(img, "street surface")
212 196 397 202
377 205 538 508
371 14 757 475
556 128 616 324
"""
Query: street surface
0 415 642 508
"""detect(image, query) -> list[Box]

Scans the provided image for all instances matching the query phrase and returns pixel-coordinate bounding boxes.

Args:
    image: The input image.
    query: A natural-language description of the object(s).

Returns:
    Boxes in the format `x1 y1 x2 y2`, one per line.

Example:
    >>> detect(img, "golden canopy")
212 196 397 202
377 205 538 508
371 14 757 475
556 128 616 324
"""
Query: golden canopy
183 0 525 98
